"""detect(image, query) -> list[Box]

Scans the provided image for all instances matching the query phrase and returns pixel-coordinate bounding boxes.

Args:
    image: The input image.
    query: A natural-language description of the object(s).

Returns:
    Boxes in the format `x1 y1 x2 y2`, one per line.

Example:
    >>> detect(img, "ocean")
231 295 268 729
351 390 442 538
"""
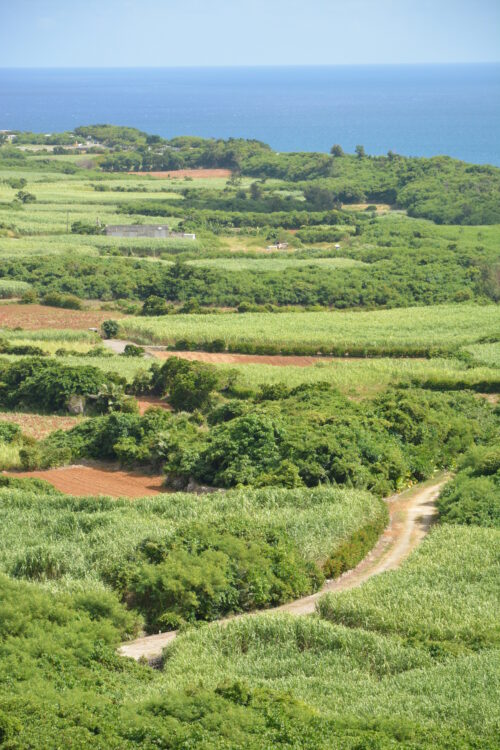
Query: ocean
0 64 499 165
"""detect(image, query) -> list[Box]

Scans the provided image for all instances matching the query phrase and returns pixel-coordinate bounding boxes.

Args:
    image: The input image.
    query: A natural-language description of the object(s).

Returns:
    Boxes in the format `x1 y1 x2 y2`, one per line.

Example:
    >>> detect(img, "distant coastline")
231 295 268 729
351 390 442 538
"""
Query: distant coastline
1 63 499 164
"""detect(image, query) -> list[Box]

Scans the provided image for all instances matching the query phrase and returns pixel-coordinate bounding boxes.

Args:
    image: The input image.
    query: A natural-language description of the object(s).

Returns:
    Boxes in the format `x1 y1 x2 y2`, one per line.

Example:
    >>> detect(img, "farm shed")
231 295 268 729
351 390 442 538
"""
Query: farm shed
105 225 196 240
105 224 170 238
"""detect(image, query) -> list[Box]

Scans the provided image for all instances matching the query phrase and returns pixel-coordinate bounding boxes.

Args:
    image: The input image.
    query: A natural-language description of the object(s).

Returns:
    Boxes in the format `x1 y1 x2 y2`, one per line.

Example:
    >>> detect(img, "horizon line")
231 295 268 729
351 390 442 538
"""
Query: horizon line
0 61 499 71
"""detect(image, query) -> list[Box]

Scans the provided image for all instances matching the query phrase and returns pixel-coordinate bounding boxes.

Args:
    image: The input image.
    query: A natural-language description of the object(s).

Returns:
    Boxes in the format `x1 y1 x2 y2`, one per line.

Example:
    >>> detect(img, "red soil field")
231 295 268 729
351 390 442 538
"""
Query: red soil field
136 396 172 415
129 169 232 179
0 304 123 331
149 350 335 367
10 464 167 498
0 411 83 439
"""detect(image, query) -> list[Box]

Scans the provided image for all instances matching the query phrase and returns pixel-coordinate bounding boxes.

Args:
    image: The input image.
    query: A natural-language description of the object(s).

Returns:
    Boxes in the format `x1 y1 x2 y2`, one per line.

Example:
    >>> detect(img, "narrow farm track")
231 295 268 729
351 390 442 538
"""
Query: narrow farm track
119 476 447 662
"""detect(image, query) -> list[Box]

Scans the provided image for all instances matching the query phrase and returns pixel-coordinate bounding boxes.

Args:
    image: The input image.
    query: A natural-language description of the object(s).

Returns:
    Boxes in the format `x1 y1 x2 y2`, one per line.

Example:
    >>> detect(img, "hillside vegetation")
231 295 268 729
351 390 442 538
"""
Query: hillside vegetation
0 126 498 748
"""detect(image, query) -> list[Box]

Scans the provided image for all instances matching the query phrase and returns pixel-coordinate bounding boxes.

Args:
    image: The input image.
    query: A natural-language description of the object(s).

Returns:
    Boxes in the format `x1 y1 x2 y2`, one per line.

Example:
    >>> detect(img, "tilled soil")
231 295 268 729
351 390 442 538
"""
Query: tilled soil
9 464 167 498
149 350 337 367
136 396 172 415
0 304 123 331
0 411 83 439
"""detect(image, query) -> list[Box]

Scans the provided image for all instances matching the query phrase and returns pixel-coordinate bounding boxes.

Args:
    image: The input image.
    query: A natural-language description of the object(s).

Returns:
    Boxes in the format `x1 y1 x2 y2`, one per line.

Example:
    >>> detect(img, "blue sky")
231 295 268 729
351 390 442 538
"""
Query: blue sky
1 0 499 67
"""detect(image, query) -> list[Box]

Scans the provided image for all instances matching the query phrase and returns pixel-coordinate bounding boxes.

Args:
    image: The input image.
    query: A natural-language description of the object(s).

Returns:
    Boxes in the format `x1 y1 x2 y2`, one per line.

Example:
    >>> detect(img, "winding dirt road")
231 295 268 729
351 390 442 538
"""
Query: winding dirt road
119 476 447 661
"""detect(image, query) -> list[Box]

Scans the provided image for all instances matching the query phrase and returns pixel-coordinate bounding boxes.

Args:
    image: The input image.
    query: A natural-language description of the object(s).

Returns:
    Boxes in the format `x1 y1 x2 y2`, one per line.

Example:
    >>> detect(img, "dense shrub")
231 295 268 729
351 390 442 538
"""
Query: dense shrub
323 516 388 578
148 357 221 411
42 291 83 310
0 338 46 356
1 242 498 308
0 357 120 412
101 319 120 338
437 445 500 527
0 421 21 443
141 295 170 316
165 385 498 493
122 343 144 357
111 522 323 631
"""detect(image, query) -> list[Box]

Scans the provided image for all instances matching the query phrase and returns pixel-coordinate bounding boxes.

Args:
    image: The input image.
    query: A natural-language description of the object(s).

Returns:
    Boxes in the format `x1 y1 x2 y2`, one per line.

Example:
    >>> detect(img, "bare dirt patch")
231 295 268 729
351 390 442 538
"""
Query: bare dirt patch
0 304 123 331
129 169 232 179
477 393 499 405
149 350 337 367
0 411 83 439
10 464 167 498
136 396 172 415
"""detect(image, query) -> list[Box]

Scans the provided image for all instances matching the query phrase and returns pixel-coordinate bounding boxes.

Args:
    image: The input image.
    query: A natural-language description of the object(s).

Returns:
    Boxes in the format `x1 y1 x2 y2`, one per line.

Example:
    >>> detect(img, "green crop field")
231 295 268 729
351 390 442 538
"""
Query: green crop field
120 304 499 351
0 485 384 592
156 525 500 747
187 256 367 270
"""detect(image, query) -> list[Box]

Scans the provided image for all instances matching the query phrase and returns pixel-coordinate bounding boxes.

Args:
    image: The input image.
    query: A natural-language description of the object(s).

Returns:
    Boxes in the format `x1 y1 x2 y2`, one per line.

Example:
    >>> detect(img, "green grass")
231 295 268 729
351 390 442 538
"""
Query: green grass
187 257 367 271
0 441 21 469
120 304 500 350
1 328 100 343
148 523 500 746
466 342 500 368
218 358 499 397
0 279 31 298
0 485 384 591
317 524 500 646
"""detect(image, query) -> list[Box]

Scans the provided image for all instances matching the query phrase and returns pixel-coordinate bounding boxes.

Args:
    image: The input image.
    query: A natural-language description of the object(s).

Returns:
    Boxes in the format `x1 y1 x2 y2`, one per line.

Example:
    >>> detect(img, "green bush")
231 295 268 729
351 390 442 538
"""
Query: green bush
150 356 220 412
42 291 83 310
0 420 21 443
141 295 169 316
112 523 323 631
122 343 144 357
0 357 113 412
437 445 500 528
323 516 388 578
101 319 120 338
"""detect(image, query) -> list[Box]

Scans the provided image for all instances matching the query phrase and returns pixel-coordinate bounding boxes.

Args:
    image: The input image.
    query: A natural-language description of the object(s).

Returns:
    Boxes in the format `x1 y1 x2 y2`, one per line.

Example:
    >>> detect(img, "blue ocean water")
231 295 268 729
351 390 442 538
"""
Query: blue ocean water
0 65 499 165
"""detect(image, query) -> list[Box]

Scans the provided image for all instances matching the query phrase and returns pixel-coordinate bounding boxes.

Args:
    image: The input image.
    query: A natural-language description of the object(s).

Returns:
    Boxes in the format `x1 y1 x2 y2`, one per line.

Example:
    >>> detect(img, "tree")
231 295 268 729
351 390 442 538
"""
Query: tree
355 145 366 159
101 320 120 339
250 181 263 200
141 295 169 316
303 186 339 211
330 144 344 157
16 190 36 204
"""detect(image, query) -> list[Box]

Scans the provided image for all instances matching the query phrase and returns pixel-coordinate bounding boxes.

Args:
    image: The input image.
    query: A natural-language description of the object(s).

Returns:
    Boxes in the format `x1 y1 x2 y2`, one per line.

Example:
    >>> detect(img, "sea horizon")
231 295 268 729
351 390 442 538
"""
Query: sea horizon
1 63 499 164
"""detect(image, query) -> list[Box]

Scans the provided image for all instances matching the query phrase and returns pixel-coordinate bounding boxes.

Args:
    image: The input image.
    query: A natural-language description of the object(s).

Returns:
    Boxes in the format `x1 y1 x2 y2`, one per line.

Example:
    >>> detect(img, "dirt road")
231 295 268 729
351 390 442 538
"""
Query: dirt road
118 476 446 661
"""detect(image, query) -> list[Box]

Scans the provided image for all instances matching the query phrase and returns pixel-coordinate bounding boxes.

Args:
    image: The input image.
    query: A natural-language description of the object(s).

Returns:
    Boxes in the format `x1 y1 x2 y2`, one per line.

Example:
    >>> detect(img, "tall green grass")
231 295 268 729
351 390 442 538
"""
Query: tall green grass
155 524 500 746
317 525 500 646
120 304 500 352
0 279 31 298
0 485 384 590
0 441 21 469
